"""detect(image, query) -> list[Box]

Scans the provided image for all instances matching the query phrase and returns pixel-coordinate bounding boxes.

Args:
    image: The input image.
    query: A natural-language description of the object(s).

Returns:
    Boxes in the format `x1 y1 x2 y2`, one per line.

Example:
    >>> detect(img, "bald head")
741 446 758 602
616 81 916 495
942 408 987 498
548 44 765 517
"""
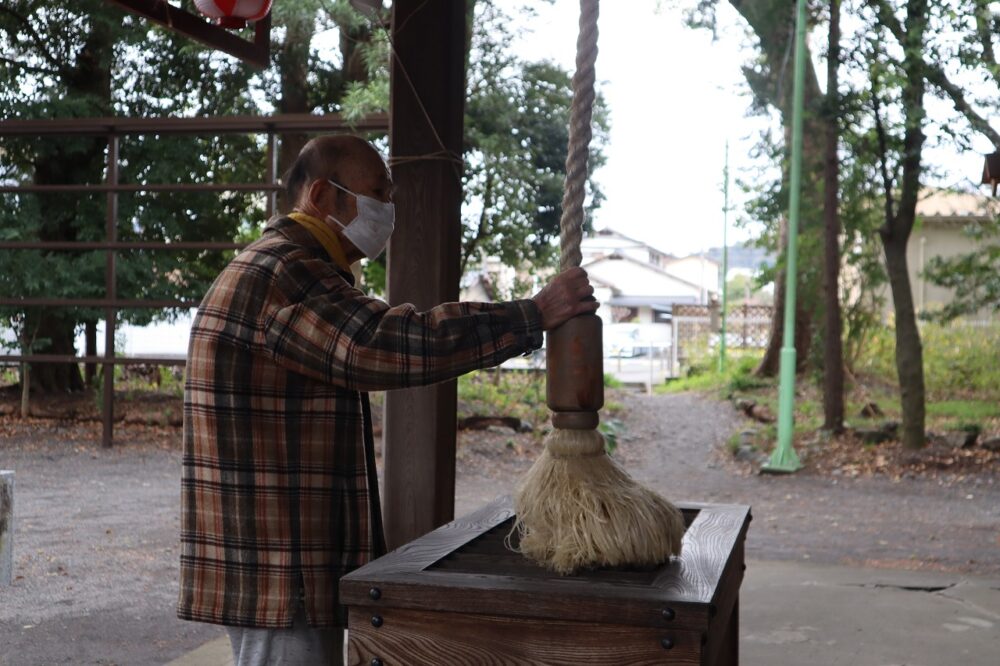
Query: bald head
284 135 389 210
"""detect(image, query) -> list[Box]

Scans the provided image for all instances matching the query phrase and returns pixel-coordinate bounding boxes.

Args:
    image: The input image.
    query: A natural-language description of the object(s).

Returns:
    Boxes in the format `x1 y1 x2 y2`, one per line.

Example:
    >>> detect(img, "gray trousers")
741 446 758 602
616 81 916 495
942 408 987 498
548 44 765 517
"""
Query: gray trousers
227 603 345 666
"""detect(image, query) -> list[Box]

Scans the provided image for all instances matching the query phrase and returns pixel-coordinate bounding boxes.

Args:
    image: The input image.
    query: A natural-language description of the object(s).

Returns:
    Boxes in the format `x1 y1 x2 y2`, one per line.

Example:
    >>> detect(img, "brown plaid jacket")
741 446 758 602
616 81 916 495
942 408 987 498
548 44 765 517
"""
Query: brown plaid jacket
178 216 542 628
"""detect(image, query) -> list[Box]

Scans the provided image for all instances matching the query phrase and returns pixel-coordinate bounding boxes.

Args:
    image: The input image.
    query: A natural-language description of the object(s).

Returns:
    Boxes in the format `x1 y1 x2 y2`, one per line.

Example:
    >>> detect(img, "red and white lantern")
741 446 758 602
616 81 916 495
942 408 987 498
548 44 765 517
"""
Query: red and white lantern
194 0 272 29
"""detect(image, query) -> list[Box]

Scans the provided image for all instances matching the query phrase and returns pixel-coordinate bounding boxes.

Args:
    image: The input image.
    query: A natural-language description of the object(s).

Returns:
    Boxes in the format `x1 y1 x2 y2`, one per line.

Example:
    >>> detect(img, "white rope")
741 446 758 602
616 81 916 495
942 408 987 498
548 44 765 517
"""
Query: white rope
559 0 599 271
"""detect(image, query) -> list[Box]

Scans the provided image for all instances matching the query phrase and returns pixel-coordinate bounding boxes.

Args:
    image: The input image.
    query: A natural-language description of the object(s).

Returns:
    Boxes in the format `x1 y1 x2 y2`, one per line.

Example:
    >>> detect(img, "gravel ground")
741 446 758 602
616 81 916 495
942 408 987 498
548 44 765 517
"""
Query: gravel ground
2 391 999 665
458 392 1000 573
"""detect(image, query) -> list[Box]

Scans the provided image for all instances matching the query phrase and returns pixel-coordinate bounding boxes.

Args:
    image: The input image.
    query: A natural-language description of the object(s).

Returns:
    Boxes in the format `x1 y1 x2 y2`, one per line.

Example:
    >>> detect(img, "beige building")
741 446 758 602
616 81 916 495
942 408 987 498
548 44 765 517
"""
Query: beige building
897 189 999 318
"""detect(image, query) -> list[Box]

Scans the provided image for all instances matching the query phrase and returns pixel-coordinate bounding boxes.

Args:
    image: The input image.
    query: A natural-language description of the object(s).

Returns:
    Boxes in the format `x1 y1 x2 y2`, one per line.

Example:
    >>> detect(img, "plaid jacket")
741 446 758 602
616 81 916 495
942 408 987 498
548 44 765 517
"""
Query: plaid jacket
178 216 543 628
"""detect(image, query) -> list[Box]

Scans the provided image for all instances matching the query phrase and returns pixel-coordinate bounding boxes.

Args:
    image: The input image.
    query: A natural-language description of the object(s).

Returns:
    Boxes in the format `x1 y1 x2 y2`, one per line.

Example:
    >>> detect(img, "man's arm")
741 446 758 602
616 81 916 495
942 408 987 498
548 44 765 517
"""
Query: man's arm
260 258 596 392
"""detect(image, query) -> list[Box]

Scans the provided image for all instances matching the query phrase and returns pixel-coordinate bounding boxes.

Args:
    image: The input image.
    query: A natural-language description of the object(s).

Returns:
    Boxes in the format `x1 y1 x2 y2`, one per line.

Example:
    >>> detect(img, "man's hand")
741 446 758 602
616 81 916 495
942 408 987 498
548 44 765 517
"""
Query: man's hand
531 267 599 331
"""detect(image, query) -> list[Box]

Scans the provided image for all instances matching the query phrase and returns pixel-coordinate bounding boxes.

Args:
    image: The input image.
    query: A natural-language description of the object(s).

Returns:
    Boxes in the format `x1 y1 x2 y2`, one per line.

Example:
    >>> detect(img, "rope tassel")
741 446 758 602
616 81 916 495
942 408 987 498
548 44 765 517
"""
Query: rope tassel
512 0 686 574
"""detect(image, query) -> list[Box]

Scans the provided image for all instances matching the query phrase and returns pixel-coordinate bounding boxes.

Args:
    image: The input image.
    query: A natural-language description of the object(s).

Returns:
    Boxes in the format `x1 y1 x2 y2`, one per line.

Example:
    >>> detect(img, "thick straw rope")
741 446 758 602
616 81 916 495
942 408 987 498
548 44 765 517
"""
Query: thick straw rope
559 0 598 271
513 0 685 575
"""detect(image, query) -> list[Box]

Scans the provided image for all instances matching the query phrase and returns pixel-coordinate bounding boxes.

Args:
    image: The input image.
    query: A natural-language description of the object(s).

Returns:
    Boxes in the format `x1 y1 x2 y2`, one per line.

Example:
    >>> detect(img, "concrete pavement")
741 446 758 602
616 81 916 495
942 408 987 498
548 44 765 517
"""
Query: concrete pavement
169 559 1000 665
741 560 999 666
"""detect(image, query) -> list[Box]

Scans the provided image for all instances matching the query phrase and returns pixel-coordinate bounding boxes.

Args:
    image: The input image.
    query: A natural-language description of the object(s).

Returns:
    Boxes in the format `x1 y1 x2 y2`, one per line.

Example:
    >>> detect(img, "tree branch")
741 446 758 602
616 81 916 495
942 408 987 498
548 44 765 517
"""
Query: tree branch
866 0 1000 149
871 74 895 238
973 0 1000 88
0 54 60 77
925 66 1000 149
0 7 65 74
460 170 494 276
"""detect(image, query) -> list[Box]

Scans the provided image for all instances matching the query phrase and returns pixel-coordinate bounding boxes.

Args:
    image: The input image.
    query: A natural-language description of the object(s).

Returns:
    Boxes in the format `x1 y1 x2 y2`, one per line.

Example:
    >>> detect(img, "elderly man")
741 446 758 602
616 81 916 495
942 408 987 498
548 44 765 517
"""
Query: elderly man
177 135 597 664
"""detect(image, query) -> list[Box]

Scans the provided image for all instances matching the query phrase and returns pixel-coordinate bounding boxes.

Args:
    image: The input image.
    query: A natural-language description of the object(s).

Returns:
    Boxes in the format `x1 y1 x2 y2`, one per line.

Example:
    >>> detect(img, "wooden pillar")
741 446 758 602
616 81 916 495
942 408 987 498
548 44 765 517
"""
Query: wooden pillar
383 0 467 550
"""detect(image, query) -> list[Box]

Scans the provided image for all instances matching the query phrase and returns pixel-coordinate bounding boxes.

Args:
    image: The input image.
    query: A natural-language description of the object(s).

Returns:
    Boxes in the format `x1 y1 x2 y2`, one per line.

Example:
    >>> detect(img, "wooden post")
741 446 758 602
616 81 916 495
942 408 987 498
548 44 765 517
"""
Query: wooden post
0 471 12 586
102 134 119 449
383 0 467 549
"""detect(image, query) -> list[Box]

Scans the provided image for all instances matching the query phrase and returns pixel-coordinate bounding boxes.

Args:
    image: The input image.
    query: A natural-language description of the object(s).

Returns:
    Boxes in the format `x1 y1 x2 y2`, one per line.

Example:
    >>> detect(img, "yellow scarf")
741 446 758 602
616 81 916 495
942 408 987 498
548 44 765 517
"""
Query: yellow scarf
287 212 351 272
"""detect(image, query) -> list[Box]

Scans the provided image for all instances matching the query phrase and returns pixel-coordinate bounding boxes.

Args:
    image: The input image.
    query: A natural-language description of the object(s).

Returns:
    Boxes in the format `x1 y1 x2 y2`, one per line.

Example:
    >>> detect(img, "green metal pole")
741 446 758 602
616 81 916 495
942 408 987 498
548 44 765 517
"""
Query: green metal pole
764 0 806 473
719 141 729 374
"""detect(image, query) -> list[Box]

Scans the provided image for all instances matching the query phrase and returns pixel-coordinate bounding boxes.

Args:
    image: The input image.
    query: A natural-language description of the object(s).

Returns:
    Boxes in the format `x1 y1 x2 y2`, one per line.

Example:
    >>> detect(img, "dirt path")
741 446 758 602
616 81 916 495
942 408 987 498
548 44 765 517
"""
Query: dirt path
1 392 998 664
456 391 1000 575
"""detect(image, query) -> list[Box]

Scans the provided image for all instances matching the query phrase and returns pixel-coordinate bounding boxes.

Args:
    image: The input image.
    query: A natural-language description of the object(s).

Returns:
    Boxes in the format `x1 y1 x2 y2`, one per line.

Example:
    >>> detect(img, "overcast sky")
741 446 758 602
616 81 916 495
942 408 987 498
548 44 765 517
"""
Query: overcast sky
505 0 768 257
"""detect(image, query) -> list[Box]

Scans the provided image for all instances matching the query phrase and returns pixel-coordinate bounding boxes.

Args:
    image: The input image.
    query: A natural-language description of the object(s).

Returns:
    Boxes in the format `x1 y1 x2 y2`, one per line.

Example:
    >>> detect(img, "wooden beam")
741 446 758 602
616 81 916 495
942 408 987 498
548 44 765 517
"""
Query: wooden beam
0 112 388 136
383 0 467 549
105 0 271 69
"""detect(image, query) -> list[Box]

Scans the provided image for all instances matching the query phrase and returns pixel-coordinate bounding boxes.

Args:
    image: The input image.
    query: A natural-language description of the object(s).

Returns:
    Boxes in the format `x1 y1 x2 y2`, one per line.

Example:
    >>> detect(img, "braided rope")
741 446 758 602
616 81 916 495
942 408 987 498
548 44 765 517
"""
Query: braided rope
559 0 600 271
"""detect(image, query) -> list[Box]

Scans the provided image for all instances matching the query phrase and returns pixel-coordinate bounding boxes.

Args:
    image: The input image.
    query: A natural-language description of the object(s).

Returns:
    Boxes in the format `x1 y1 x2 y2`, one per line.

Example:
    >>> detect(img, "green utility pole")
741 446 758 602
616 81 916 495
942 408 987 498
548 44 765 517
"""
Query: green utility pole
719 141 729 374
763 0 806 473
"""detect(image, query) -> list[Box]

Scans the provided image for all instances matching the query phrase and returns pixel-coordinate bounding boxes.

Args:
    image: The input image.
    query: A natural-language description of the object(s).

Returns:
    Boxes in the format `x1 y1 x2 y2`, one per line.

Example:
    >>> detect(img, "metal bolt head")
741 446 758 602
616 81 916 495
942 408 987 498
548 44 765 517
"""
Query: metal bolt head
371 614 383 628
660 637 674 650
369 587 381 601
661 608 675 621
370 659 383 666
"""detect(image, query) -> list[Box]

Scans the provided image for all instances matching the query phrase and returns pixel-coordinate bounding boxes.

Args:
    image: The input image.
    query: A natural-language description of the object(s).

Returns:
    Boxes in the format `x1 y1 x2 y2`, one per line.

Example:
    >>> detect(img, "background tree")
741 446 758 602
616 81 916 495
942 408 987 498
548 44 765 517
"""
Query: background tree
866 0 929 449
822 0 844 432
1 0 606 396
461 2 608 283
687 0 1000 449
0 0 382 394
339 1 609 295
858 0 1000 448
686 0 827 378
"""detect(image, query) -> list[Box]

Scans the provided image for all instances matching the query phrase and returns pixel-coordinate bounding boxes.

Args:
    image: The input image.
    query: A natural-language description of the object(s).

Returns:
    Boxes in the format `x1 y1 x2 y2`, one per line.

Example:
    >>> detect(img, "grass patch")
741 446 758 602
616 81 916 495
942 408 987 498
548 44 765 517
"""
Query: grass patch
657 353 766 396
925 400 1000 421
856 321 1000 400
457 369 548 425
603 372 623 389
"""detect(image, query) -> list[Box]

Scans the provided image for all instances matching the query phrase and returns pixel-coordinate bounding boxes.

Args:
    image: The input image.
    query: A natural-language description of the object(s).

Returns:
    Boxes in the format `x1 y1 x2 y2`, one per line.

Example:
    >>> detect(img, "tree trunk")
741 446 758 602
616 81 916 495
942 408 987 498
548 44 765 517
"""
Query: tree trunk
883 240 925 448
870 0 927 449
822 0 845 432
28 312 85 393
275 11 316 212
275 11 375 212
885 0 928 450
20 363 30 418
85 320 97 387
755 218 814 378
733 0 825 378
27 10 114 393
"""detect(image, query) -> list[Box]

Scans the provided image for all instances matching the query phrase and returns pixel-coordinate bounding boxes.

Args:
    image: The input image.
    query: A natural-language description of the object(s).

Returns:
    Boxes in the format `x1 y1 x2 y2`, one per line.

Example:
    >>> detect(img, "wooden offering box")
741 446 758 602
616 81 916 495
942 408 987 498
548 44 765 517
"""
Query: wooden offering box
341 497 751 665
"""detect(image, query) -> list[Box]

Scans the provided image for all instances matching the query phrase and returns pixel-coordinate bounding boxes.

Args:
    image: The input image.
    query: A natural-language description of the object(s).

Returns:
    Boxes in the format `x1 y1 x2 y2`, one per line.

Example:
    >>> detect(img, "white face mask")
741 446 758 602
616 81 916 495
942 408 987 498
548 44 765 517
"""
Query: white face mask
326 180 396 261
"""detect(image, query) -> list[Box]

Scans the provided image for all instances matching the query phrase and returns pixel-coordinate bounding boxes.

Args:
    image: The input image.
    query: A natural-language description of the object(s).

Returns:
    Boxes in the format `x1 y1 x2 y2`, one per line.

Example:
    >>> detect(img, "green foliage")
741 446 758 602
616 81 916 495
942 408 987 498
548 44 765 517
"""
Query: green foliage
598 418 625 455
0 0 334 390
855 321 1000 400
0 1 267 325
457 370 548 425
603 372 623 389
925 400 1000 421
0 367 18 387
657 351 765 395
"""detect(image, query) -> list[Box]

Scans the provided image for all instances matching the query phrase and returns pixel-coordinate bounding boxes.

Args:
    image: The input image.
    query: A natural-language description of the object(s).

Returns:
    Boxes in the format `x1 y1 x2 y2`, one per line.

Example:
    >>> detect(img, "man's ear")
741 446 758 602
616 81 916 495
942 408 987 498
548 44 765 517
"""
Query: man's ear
305 179 330 209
